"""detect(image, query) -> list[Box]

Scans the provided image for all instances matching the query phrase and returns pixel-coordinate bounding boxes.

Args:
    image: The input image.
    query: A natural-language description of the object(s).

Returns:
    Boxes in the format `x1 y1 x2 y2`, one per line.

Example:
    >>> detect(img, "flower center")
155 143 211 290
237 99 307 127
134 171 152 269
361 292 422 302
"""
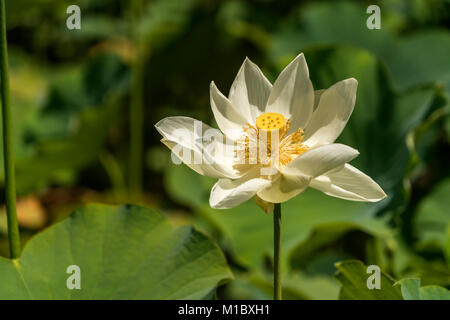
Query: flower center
235 113 309 173
255 112 286 131
255 113 287 152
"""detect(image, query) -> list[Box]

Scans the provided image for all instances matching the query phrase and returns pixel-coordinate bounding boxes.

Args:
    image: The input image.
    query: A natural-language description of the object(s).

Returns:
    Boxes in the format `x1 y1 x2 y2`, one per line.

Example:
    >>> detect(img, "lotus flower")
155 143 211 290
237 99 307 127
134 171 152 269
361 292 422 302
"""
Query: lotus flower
155 53 386 212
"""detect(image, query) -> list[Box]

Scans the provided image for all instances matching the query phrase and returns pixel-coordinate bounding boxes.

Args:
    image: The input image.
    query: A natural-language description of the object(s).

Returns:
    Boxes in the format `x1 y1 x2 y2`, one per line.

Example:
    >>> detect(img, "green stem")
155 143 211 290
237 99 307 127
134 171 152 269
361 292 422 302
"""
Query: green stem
99 151 126 202
273 203 282 300
129 0 145 202
0 0 20 258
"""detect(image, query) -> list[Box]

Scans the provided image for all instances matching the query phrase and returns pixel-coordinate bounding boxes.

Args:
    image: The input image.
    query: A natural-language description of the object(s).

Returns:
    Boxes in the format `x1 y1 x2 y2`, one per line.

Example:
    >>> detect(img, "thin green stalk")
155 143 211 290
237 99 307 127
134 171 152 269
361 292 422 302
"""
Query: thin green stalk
129 0 145 202
0 0 20 258
273 203 282 300
129 58 144 201
99 151 126 202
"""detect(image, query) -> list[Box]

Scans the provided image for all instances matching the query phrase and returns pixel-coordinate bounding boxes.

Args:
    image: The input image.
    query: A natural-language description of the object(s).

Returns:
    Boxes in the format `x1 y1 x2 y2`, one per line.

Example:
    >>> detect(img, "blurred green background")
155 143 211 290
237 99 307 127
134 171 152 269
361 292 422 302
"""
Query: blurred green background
0 0 449 299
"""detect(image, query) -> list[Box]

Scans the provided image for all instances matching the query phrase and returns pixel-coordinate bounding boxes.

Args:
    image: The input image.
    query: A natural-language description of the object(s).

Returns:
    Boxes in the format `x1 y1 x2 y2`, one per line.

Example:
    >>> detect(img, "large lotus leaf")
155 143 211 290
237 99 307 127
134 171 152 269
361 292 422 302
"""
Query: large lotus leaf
335 260 403 300
0 204 232 299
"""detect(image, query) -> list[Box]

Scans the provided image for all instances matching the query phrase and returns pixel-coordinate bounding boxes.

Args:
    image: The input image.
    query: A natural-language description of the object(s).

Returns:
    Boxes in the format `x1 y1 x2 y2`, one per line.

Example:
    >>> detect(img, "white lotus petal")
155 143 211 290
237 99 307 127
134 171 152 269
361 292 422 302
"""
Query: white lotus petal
155 116 243 179
313 89 325 111
210 82 248 140
283 143 359 178
265 53 314 132
310 164 387 202
304 78 357 147
257 172 311 203
229 57 272 121
209 170 271 209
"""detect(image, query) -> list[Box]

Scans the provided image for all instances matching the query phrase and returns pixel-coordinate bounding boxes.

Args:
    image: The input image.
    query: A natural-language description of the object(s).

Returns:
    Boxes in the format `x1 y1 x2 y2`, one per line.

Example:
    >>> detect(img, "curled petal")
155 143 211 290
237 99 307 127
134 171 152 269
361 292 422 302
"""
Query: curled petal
283 143 359 178
310 164 387 202
155 116 243 179
209 170 271 209
256 173 311 204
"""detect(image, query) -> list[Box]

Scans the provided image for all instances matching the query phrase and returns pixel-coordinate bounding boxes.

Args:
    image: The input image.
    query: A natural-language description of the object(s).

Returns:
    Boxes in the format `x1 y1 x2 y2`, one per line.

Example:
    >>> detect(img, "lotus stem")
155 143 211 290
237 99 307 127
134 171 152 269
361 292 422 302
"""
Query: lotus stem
273 202 282 300
0 0 21 258
129 0 144 202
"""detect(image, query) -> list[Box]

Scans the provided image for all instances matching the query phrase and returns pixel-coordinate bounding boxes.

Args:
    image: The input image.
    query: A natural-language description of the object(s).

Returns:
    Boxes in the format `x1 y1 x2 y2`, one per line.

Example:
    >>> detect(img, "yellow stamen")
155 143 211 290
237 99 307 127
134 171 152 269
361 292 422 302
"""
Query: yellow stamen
235 112 309 171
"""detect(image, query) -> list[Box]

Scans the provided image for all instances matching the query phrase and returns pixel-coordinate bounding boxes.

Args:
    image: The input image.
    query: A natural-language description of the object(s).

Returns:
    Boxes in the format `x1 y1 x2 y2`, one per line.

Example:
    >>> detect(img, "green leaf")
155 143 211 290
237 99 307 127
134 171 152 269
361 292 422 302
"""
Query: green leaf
421 286 450 300
395 278 450 300
382 31 450 91
139 0 197 50
164 162 211 208
224 271 339 300
83 54 130 106
335 260 403 300
446 226 450 265
0 204 232 299
414 178 450 252
13 98 121 194
289 223 367 271
271 1 450 92
394 278 422 300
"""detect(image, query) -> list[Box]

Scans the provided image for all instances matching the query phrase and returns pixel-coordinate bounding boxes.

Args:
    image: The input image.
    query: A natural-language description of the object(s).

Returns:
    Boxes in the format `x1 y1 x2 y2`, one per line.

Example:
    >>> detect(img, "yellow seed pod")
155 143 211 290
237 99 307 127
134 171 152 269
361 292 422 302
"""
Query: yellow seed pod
256 112 286 131
255 113 287 154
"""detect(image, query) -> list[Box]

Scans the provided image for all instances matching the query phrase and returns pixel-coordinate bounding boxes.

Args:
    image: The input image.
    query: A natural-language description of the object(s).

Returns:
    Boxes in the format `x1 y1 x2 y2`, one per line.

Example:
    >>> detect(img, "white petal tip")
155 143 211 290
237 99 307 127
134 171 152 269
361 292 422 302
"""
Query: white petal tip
209 198 232 210
154 117 168 128
243 56 257 67
362 188 388 202
154 118 166 133
349 78 358 89
338 144 360 157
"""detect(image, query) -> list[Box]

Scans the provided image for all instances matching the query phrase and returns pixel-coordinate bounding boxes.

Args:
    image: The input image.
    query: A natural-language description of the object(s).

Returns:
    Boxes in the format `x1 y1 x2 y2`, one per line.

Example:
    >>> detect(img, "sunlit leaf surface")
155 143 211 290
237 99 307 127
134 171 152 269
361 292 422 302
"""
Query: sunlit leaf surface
0 204 232 299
